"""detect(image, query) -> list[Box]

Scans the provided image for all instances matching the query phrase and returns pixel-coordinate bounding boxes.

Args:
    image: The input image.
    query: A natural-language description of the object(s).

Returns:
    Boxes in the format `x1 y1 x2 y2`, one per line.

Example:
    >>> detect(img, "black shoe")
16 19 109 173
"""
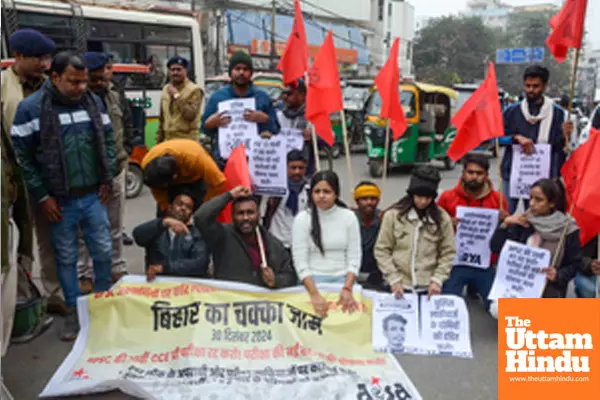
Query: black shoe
122 231 134 246
60 308 80 342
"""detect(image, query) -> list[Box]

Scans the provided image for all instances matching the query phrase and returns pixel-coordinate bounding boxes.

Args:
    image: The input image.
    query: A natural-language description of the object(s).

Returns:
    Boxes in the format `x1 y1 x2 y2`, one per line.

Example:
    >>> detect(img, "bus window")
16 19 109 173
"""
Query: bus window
145 44 193 86
144 25 191 44
17 12 73 50
88 19 142 41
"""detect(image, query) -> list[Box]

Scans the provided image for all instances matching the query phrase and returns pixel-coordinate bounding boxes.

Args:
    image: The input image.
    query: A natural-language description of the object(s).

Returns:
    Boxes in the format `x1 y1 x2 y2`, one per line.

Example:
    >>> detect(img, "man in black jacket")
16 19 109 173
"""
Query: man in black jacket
194 186 296 288
133 187 209 281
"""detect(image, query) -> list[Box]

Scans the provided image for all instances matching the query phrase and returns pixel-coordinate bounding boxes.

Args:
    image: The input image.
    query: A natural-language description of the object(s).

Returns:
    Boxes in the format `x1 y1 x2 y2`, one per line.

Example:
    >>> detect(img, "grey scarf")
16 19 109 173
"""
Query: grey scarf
282 105 308 130
528 211 578 241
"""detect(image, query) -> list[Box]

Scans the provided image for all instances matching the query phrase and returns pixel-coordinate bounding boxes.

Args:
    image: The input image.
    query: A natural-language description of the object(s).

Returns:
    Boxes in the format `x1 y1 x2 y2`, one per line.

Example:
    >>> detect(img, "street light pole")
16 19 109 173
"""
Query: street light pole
270 0 277 70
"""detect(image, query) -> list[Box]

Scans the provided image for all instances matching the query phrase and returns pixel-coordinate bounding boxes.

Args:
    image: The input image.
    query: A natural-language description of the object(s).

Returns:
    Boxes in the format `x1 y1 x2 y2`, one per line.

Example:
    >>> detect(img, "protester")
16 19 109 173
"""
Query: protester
201 51 279 169
353 181 384 288
194 186 296 288
292 171 361 317
277 79 323 176
262 150 310 250
574 236 599 298
501 65 572 213
133 187 209 282
156 56 203 143
77 52 132 292
375 165 455 299
557 95 579 152
11 51 116 340
1 29 65 315
490 179 582 298
141 139 226 215
438 154 508 310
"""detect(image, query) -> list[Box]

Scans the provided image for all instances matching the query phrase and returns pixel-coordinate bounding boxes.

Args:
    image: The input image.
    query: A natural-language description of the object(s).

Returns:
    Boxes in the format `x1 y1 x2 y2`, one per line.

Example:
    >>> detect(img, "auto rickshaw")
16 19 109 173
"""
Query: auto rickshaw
363 81 458 178
205 74 230 98
252 71 284 103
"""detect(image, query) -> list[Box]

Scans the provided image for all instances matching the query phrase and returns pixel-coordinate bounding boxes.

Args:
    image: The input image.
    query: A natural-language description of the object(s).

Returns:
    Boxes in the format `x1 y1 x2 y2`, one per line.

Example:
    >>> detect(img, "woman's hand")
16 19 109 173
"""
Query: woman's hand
391 283 404 299
310 292 329 317
337 288 359 313
427 282 442 299
541 266 557 282
503 213 529 228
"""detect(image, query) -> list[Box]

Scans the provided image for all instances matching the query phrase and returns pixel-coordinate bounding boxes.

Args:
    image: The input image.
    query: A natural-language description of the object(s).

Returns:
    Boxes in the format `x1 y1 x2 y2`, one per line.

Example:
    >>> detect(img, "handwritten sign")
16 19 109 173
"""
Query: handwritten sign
420 296 473 358
454 207 499 269
249 137 288 197
509 144 551 199
488 240 550 300
218 98 258 159
282 128 305 152
372 294 473 359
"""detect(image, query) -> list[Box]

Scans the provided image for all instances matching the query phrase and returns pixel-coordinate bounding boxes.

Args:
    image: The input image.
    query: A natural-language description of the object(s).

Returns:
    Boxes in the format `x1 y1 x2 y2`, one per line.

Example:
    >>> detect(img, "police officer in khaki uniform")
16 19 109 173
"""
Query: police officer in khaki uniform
156 56 203 143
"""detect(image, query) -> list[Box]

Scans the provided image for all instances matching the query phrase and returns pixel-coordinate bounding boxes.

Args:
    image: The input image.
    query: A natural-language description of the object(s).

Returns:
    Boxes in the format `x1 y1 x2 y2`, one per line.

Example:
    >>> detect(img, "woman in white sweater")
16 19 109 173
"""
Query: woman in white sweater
292 171 362 317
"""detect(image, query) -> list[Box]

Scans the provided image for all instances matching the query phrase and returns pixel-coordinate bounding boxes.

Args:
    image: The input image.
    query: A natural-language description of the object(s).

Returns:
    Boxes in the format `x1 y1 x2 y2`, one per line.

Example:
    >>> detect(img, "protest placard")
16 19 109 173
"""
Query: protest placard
282 127 305 152
488 240 550 300
249 136 288 197
509 144 551 199
218 98 258 159
420 296 473 359
372 294 473 359
41 277 422 400
454 207 500 269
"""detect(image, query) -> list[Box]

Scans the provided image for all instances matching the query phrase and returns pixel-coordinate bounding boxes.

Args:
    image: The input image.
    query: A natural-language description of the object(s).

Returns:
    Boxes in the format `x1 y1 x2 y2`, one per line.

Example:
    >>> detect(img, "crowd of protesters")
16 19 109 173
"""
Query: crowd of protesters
1 28 599 358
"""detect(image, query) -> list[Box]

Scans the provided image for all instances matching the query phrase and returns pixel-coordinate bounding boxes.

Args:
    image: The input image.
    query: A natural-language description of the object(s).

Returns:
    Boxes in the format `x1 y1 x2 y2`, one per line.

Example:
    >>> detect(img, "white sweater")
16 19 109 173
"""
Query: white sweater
292 205 362 281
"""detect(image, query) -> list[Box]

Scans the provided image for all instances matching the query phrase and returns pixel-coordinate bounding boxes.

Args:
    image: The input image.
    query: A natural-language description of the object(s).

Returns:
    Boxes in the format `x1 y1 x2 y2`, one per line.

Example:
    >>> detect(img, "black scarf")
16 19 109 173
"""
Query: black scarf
39 81 111 198
285 178 306 215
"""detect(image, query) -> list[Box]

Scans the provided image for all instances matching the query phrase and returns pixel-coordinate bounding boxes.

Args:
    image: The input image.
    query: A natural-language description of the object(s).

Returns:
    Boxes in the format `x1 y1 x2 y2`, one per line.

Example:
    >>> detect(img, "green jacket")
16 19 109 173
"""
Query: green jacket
1 124 33 274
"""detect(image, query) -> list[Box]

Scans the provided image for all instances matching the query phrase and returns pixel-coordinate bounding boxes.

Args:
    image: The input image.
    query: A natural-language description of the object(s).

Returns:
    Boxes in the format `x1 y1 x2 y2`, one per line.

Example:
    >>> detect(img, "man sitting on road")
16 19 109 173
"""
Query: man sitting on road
133 187 209 282
194 186 296 288
438 153 508 311
142 139 226 216
261 150 310 250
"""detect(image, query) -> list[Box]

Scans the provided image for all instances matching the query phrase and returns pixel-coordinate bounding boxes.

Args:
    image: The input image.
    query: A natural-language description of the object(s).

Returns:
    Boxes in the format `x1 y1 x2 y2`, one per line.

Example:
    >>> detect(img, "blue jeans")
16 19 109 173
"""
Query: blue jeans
442 266 495 310
50 193 112 308
575 272 598 298
503 179 529 214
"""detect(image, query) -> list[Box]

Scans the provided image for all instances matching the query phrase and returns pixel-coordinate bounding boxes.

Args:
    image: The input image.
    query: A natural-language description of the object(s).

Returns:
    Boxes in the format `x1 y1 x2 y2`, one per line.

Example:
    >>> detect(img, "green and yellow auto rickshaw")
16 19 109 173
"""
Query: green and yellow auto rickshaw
363 81 458 177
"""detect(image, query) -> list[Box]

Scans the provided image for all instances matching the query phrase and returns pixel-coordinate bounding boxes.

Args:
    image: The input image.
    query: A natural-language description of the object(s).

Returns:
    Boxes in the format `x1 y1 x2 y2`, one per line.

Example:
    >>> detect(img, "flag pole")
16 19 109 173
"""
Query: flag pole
340 110 355 196
495 138 504 212
305 71 321 172
565 48 581 153
596 237 600 298
382 120 391 182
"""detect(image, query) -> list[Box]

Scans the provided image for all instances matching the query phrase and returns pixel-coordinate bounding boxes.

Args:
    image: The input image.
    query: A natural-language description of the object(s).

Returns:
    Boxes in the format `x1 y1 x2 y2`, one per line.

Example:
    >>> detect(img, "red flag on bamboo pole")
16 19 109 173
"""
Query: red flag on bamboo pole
306 31 343 146
374 38 407 140
276 0 308 84
546 0 588 63
217 144 252 223
447 62 504 162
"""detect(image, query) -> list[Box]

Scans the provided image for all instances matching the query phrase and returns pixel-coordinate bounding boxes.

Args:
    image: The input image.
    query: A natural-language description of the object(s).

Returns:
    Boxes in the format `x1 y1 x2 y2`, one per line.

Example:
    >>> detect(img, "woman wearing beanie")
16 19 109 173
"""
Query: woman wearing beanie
490 178 582 298
374 165 456 298
292 171 362 317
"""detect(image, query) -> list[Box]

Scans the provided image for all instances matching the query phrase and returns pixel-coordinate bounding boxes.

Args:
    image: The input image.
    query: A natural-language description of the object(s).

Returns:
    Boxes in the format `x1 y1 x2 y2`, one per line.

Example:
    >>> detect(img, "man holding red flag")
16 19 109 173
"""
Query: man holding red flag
546 0 588 63
500 65 573 213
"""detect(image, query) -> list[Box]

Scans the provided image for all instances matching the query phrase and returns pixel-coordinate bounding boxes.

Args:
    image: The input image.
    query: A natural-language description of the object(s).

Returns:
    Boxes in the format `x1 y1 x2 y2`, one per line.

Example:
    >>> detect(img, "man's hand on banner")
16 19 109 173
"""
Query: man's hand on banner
243 109 269 124
391 283 404 299
337 287 359 313
427 282 442 300
259 131 273 139
302 127 312 141
146 264 163 282
499 210 510 222
562 120 574 143
206 111 231 128
514 135 535 155
260 266 276 288
310 293 329 318
540 266 557 282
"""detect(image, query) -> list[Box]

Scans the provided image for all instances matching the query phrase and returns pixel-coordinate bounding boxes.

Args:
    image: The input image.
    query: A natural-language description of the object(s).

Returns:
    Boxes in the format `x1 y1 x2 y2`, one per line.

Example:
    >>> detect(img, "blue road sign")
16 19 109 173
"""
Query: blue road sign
495 47 545 64
496 48 511 64
511 48 528 63
532 47 544 62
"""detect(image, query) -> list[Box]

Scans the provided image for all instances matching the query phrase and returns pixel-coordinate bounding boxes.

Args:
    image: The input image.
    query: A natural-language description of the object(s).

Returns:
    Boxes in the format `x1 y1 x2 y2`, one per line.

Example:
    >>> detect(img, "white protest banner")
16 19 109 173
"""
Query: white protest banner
509 144 551 199
282 128 305 152
488 240 550 300
420 296 473 359
218 98 258 159
249 136 288 197
372 293 422 355
41 276 422 400
454 206 500 269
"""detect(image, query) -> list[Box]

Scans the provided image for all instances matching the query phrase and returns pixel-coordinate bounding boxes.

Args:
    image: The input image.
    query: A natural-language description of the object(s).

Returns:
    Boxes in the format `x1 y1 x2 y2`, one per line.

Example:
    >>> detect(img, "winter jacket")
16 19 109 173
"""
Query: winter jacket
141 139 226 211
354 208 382 274
194 192 296 288
133 218 209 278
490 224 582 298
438 179 507 217
374 207 456 290
201 84 280 163
11 88 116 203
101 81 133 173
500 101 566 181
1 66 45 134
156 79 203 143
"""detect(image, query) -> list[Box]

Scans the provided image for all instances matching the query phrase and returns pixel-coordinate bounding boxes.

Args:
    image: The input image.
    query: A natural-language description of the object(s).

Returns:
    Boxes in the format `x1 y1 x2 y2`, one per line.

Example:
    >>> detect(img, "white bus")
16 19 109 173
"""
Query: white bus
1 0 205 147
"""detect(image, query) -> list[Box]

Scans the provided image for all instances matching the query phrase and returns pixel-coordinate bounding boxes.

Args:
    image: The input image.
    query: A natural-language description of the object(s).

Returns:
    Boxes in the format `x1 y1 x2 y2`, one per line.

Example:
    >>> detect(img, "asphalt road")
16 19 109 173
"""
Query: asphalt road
3 152 502 400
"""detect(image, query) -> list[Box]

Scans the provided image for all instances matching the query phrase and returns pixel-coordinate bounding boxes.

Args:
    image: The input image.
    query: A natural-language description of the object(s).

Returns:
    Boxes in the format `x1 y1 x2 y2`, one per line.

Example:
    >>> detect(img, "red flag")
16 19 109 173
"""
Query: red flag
217 144 252 223
276 0 308 84
306 31 343 146
447 62 504 162
546 0 588 63
374 38 408 140
561 128 600 245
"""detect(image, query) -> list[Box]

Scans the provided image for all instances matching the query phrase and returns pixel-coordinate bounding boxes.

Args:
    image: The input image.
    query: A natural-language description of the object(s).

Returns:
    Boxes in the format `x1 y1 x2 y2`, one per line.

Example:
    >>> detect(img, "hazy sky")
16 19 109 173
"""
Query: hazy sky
413 0 599 50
